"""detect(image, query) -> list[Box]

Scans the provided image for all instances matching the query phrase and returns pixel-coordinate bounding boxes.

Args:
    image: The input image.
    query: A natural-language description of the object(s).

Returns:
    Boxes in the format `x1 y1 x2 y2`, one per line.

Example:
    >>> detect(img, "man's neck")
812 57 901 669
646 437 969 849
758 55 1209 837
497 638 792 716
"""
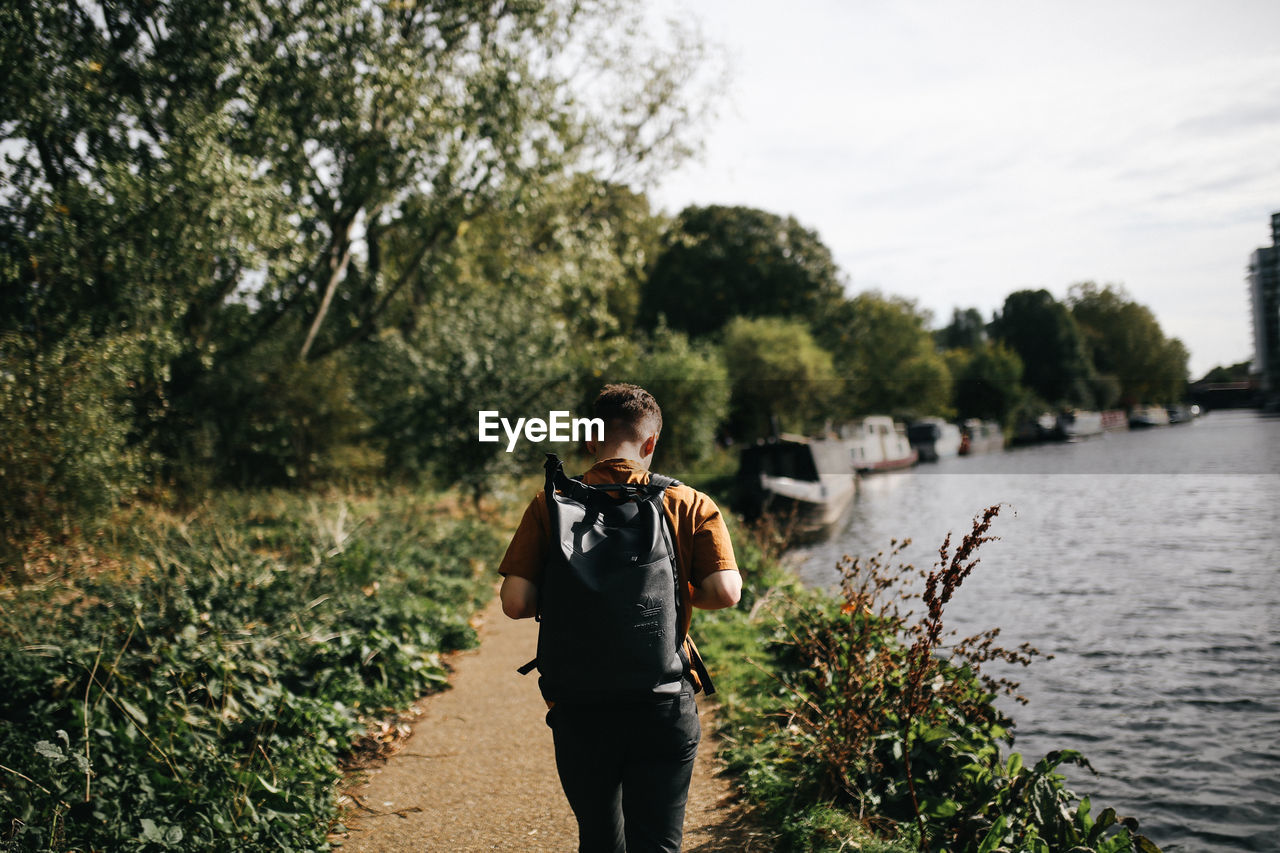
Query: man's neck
593 442 652 470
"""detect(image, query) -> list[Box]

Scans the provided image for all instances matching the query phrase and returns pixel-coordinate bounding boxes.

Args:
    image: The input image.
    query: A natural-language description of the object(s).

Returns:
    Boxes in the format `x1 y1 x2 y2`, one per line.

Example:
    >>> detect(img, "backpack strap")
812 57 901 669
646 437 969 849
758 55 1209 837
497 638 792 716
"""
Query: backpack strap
642 471 718 694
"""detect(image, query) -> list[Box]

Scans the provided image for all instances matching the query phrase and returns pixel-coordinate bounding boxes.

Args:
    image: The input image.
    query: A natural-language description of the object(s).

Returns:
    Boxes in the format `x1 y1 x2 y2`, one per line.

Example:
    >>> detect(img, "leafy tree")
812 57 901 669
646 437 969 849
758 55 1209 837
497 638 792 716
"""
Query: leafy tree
353 171 672 495
603 325 730 468
937 307 988 351
641 205 845 338
1068 282 1188 406
2 0 713 488
356 283 577 501
1151 337 1190 404
720 316 837 441
0 330 149 558
989 289 1096 408
817 292 952 418
946 342 1025 427
1196 360 1251 384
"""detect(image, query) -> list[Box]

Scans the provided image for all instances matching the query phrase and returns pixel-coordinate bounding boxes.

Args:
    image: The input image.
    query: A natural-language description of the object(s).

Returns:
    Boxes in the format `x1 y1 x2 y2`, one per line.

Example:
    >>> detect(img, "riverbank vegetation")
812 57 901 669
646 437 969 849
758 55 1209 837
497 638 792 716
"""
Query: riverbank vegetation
1 490 501 850
696 511 1161 852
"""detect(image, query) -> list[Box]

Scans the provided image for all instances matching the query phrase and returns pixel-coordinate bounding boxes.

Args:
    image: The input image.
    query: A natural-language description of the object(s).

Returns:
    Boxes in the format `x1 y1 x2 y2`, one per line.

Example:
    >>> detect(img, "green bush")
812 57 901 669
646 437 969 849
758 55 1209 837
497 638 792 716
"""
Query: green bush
0 490 500 851
0 331 148 563
605 324 731 468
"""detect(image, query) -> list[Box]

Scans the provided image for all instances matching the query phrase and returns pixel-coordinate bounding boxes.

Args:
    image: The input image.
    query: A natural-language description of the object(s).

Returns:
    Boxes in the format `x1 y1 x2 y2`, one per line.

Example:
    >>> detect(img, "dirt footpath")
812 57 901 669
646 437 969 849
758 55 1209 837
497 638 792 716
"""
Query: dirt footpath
334 591 764 852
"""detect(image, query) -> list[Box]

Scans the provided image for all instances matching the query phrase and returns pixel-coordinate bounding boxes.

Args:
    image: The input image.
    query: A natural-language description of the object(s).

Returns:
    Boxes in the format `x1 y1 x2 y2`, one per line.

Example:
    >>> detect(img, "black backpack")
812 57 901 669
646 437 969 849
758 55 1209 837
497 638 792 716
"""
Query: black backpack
518 453 713 702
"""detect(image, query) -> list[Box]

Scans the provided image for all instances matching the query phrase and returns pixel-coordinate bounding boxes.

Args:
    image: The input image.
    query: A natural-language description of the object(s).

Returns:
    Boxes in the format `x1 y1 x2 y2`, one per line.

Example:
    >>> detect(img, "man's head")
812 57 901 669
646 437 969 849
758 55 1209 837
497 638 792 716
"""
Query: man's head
588 383 662 465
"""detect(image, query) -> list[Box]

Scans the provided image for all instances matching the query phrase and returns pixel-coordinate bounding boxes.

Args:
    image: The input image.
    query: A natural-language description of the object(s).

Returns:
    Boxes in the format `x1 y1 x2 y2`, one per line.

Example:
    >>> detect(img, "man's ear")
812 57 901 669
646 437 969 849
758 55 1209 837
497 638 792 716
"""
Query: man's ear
641 432 657 459
584 438 599 456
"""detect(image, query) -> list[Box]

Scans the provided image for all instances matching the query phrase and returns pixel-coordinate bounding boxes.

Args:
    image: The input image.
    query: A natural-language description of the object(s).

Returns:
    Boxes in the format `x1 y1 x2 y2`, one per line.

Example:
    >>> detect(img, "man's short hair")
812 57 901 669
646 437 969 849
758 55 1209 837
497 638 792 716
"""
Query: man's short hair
594 383 662 444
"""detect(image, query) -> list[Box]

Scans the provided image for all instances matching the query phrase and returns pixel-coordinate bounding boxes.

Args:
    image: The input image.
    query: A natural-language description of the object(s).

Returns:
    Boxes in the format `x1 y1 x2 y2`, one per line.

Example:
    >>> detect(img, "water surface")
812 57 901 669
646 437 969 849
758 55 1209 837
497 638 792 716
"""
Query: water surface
792 410 1280 851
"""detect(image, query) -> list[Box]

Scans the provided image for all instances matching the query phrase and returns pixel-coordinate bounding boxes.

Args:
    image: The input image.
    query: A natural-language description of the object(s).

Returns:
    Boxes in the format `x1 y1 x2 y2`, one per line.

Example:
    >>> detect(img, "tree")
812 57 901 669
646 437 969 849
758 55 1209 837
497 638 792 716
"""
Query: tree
946 342 1025 427
989 289 1096 408
2 0 715 487
1196 361 1251 384
603 325 730 468
816 292 952 418
354 174 673 495
937 307 988 351
641 205 845 338
720 317 837 441
0 330 149 559
1067 282 1188 406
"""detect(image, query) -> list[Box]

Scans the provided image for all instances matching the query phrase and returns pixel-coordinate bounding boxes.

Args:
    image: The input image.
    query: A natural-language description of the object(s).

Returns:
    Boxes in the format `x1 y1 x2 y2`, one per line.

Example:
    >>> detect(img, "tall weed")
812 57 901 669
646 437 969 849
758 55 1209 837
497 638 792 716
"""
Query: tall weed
700 508 1161 853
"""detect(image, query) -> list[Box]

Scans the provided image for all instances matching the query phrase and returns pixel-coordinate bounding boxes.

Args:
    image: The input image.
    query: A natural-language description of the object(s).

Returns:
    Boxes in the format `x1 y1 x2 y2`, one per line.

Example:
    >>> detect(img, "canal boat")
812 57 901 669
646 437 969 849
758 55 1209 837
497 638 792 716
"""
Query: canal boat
1129 404 1170 428
1100 410 1129 432
736 434 856 533
1057 409 1103 440
907 417 963 462
1011 411 1059 445
959 419 1004 455
840 416 918 472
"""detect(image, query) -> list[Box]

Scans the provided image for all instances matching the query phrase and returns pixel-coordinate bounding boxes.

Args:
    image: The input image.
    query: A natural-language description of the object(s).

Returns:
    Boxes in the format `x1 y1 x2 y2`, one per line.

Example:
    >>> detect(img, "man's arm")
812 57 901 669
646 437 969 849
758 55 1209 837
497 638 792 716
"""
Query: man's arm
691 569 741 610
500 574 539 619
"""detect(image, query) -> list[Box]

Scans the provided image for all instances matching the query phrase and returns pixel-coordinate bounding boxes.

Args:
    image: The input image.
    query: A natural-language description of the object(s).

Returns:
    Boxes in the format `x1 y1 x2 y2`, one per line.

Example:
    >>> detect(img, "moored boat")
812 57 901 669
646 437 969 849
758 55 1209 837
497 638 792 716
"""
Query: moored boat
840 416 918 472
1129 404 1170 428
1100 410 1129 432
907 417 963 462
737 434 856 533
1057 409 1103 440
959 419 1004 455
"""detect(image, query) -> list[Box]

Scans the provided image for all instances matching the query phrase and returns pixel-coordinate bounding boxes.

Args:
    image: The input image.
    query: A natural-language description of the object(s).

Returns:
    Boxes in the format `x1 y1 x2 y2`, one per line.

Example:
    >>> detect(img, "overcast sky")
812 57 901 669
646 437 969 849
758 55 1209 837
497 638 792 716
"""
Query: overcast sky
647 0 1280 379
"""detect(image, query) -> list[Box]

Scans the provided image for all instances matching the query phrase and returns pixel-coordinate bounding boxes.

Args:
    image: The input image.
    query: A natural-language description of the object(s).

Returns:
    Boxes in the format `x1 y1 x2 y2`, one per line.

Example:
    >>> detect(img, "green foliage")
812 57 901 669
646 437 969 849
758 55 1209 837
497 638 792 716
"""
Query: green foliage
816 292 953 419
0 490 500 852
642 205 845 338
354 282 579 498
946 342 1026 428
1196 360 1251 384
0 331 149 560
990 290 1097 409
603 324 730 468
721 316 838 441
937 308 989 351
1068 283 1189 406
696 513 1161 853
2 0 712 489
176 344 372 489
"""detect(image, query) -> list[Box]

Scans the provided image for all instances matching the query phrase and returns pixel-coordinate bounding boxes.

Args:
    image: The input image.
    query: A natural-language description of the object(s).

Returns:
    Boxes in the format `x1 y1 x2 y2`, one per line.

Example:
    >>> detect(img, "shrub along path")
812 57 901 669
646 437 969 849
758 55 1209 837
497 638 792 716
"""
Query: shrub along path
333 588 764 852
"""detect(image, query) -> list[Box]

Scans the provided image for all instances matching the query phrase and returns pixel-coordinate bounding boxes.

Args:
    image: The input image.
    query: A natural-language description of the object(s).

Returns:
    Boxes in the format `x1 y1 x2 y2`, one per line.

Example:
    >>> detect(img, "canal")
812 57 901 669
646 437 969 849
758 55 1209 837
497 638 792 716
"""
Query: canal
791 409 1280 851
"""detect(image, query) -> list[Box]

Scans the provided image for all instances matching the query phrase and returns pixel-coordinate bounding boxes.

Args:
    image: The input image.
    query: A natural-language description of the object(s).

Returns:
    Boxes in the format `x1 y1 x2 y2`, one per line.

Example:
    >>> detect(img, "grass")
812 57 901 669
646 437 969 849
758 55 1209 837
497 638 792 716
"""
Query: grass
0 487 501 852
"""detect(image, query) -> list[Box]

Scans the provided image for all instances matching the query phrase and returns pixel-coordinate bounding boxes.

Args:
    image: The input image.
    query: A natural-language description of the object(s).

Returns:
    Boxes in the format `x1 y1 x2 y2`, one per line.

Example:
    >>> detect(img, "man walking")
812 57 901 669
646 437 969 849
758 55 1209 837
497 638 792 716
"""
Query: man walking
498 383 741 853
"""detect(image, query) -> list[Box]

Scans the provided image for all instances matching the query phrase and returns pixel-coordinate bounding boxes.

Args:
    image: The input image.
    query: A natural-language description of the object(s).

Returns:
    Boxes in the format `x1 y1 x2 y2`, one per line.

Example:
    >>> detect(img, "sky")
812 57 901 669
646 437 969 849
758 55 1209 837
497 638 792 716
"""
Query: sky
646 0 1280 379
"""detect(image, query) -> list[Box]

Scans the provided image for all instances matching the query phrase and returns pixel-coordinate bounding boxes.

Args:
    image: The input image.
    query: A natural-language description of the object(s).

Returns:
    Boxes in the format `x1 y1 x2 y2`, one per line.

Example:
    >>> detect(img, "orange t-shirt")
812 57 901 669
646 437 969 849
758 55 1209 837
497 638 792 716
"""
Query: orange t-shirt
497 457 738 637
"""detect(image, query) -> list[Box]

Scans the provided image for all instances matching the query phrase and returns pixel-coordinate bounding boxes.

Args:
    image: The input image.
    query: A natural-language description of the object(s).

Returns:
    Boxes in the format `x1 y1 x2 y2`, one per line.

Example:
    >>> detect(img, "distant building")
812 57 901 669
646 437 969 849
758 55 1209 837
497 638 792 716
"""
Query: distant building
1248 212 1280 407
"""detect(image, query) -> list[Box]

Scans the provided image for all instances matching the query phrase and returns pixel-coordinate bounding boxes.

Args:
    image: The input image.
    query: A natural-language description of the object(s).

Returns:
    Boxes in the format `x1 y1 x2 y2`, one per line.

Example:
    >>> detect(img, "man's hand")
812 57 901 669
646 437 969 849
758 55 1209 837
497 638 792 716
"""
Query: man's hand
499 574 539 619
691 570 742 610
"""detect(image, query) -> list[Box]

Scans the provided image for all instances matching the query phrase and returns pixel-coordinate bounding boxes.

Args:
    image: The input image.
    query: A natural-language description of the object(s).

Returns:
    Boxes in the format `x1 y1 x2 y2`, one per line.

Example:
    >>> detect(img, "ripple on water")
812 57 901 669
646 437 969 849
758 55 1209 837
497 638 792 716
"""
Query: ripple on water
794 412 1280 851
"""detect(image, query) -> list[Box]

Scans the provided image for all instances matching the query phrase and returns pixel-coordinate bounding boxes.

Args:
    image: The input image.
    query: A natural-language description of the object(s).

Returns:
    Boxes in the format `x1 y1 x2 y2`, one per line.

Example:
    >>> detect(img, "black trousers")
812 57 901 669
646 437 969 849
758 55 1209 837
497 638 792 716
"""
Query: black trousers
547 687 700 853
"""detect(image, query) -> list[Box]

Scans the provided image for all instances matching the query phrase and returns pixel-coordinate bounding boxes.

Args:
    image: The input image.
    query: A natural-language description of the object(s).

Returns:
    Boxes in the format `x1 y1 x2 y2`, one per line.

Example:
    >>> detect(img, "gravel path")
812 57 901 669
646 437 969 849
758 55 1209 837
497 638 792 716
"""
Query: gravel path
334 590 765 852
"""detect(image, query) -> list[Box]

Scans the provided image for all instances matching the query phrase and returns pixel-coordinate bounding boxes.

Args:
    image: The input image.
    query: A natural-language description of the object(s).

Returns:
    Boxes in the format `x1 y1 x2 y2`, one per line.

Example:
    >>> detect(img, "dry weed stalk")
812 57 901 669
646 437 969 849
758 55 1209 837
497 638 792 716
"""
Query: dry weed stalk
778 504 1051 849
